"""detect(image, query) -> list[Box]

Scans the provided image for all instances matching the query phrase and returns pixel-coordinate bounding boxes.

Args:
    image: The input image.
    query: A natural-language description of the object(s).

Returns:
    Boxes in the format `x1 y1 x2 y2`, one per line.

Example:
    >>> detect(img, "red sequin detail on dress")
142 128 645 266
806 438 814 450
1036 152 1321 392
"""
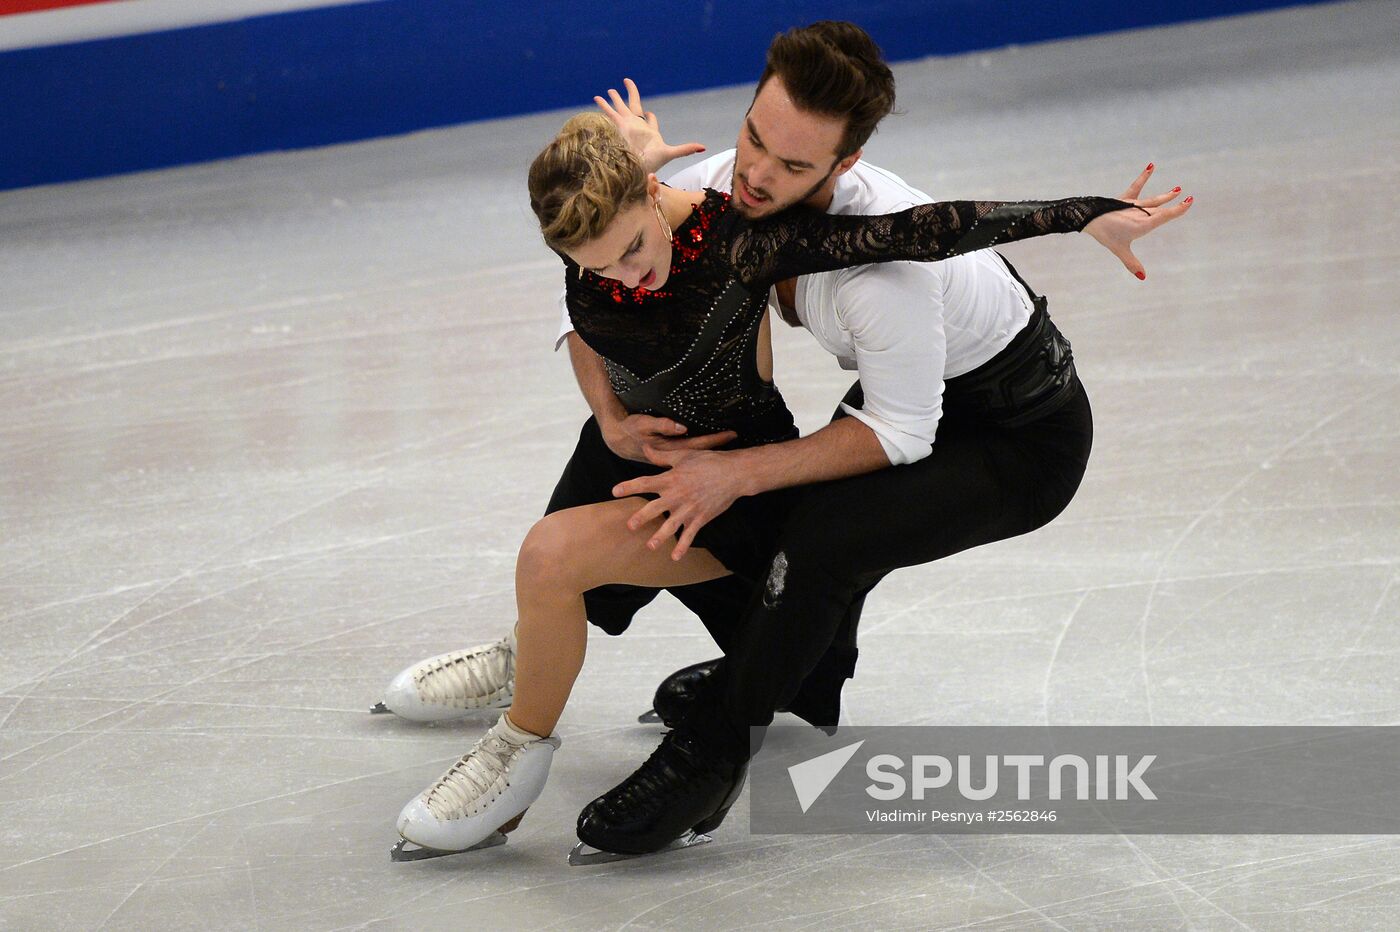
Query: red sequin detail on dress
584 192 730 305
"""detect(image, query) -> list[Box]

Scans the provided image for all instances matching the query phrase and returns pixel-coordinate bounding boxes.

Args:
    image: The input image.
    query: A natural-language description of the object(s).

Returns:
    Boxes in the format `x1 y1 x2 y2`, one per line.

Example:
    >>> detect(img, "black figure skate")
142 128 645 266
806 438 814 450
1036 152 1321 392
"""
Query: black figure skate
569 730 746 866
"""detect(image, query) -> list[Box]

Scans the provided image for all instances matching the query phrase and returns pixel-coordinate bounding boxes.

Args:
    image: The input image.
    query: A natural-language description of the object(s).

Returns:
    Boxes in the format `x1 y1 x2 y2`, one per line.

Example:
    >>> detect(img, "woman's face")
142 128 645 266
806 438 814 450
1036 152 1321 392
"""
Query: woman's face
566 197 673 291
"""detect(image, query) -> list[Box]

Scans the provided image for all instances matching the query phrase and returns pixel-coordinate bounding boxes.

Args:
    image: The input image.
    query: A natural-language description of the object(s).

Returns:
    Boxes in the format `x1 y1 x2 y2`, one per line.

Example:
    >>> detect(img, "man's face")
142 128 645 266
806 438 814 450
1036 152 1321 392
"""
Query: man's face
731 75 855 219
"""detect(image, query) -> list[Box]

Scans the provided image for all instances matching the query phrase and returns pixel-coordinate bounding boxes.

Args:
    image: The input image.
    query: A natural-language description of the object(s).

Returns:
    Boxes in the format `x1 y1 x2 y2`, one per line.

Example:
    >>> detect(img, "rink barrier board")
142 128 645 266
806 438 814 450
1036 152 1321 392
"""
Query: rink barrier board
0 0 1340 191
0 0 113 15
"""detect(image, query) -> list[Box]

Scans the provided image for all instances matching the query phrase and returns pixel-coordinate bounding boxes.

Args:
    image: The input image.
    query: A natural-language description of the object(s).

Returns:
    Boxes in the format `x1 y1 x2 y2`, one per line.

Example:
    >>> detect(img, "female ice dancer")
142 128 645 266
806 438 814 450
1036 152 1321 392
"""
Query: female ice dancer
381 112 1190 859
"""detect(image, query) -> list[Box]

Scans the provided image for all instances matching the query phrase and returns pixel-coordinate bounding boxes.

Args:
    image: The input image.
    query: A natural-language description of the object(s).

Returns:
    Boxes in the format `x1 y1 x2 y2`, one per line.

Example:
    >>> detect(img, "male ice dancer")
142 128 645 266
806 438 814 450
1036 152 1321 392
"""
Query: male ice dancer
565 22 1182 856
376 21 1184 858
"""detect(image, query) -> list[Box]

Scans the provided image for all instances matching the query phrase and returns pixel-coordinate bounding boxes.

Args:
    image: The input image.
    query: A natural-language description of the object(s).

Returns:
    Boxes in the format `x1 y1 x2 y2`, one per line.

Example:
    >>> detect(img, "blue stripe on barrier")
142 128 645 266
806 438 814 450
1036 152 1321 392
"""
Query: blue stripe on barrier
0 0 1329 191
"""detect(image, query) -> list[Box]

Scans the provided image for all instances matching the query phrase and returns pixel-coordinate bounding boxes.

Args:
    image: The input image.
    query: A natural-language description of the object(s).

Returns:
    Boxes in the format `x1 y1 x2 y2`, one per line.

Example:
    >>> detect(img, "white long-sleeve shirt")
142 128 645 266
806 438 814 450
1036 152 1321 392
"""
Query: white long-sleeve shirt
554 151 1036 465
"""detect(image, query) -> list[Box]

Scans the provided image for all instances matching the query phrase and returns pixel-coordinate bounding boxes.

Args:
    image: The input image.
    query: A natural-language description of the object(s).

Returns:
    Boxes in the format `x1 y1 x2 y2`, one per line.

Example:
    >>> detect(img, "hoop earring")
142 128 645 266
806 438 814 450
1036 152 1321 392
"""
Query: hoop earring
654 198 672 241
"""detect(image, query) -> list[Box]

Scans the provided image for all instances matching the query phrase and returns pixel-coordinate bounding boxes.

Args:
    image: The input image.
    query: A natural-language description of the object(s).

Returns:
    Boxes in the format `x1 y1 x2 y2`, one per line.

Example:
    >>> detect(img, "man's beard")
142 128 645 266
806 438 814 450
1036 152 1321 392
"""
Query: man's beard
730 162 838 218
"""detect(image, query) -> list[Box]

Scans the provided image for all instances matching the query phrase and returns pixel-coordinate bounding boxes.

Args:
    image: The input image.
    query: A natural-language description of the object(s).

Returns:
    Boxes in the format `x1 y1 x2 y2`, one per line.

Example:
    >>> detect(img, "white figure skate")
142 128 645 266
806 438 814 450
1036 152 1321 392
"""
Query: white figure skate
371 629 516 722
392 713 560 862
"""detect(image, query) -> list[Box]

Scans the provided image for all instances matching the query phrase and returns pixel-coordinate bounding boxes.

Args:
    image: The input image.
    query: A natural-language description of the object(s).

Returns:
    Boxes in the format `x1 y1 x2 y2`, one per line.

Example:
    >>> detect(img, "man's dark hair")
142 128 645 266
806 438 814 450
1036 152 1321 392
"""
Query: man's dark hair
756 21 897 160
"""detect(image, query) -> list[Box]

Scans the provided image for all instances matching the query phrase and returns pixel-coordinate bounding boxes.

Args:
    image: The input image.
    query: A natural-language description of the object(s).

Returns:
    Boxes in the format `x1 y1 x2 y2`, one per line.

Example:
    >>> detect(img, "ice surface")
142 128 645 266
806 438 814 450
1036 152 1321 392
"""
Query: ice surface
2 2 1399 928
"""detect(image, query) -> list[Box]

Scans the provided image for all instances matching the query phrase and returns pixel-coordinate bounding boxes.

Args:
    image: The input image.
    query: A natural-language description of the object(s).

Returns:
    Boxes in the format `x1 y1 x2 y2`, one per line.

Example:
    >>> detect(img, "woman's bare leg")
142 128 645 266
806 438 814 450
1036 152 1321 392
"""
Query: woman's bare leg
507 497 729 738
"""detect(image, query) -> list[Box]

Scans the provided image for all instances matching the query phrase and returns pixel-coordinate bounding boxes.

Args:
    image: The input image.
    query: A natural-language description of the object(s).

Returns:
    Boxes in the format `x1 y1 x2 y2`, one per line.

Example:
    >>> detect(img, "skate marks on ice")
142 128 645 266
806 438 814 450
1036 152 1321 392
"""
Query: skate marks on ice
4 1 1400 927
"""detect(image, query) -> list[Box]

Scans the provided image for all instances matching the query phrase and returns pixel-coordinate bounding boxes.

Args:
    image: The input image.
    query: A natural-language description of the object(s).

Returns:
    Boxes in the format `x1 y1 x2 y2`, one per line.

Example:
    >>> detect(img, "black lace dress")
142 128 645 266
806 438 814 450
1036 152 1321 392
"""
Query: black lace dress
565 189 1126 446
549 189 1129 592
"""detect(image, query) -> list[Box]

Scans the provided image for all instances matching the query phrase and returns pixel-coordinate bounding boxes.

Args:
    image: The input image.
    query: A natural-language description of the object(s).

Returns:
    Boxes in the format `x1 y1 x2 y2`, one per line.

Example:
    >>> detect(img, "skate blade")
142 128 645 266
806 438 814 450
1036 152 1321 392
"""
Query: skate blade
567 831 711 866
636 708 663 724
370 698 511 718
390 831 507 862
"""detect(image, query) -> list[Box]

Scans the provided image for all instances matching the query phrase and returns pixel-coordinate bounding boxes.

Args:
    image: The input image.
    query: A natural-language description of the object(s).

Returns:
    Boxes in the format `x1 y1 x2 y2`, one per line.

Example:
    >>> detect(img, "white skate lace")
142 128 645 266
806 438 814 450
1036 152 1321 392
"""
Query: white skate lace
424 730 522 820
414 635 514 708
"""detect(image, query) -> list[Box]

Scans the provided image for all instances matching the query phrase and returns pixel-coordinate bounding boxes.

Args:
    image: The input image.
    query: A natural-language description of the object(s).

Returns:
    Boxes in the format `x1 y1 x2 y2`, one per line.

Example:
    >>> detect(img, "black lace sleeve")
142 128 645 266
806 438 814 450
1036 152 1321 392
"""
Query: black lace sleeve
726 196 1134 288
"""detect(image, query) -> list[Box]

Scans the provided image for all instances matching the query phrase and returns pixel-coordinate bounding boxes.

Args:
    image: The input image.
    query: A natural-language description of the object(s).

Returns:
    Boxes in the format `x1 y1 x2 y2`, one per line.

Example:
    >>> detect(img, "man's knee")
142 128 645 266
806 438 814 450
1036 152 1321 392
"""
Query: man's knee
766 502 870 586
757 545 871 617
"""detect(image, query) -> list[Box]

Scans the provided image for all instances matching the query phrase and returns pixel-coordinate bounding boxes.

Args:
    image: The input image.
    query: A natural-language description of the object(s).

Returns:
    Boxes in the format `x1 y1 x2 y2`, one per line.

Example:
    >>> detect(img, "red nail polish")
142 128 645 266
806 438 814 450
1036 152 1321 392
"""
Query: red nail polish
1146 163 1154 171
1172 186 1181 193
1184 196 1194 204
1135 271 1146 280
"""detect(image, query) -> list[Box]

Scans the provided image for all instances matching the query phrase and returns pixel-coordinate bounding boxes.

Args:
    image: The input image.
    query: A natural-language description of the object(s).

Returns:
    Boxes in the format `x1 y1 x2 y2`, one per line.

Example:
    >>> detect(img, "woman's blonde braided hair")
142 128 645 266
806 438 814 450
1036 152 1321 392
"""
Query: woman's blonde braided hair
528 112 649 253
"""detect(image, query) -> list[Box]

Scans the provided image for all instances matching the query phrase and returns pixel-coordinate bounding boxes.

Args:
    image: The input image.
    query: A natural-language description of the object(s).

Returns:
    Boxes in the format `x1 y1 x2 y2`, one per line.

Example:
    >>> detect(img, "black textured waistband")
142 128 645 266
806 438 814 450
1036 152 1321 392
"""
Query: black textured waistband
942 257 1079 428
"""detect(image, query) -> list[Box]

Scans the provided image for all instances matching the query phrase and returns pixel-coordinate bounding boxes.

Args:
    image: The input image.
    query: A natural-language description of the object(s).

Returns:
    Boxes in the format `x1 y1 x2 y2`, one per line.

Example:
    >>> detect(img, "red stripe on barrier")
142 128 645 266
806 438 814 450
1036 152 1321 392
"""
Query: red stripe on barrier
0 0 125 15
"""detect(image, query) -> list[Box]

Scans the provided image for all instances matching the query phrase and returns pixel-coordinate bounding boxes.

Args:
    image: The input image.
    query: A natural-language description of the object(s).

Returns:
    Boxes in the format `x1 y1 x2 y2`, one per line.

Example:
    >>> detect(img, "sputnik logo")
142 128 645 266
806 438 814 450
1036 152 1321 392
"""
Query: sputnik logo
787 740 865 813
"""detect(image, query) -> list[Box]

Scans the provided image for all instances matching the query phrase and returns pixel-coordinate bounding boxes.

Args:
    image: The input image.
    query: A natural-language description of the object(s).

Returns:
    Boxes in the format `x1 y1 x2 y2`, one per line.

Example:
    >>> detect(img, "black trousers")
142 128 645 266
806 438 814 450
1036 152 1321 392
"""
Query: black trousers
682 376 1095 761
546 302 1092 762
546 379 1092 759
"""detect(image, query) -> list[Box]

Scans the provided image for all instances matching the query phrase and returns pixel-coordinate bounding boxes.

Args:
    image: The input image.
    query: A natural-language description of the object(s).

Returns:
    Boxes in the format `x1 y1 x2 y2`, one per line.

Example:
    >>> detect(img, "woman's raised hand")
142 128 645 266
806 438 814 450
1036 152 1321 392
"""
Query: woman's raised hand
594 78 706 175
1084 163 1194 280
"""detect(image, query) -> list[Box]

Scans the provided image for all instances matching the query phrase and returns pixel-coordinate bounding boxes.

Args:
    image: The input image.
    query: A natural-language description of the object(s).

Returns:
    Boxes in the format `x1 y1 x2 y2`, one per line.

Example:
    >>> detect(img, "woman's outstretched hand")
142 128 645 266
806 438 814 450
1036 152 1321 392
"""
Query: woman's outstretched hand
1084 163 1194 280
594 78 706 175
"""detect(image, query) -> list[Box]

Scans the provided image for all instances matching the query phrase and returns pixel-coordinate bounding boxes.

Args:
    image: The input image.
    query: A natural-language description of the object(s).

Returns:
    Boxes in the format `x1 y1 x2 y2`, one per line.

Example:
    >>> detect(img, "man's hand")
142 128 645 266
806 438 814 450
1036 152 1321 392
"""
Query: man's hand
612 446 750 561
1084 163 1194 280
594 78 706 175
600 413 737 464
